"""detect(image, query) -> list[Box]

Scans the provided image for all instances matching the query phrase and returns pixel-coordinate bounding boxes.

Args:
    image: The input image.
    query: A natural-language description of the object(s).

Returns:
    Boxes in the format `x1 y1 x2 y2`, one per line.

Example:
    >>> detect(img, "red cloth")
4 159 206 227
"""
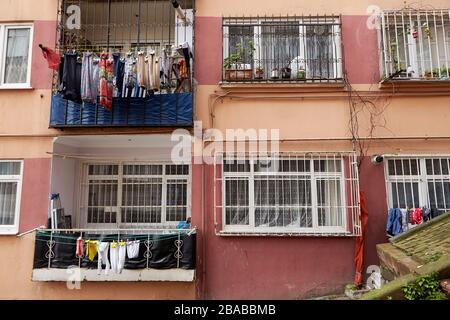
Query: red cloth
40 46 61 70
354 191 369 286
410 208 423 225
99 53 113 110
76 237 84 258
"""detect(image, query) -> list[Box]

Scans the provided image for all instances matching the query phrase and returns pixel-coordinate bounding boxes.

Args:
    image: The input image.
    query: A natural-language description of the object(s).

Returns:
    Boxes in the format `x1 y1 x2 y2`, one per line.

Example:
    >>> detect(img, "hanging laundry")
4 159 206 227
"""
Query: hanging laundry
112 52 125 98
126 240 140 259
122 54 137 98
61 52 82 103
386 208 402 236
97 242 110 275
85 240 98 262
400 208 409 233
410 208 423 225
137 51 150 90
422 207 431 222
39 44 61 70
80 52 97 103
110 241 126 274
75 236 84 258
99 53 114 109
160 48 171 86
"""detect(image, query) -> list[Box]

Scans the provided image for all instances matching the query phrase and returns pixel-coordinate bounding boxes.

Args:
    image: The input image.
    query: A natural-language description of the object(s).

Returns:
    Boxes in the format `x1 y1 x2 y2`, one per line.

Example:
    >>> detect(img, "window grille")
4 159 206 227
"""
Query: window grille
222 16 343 83
386 157 450 215
213 152 361 236
379 9 450 80
79 162 190 228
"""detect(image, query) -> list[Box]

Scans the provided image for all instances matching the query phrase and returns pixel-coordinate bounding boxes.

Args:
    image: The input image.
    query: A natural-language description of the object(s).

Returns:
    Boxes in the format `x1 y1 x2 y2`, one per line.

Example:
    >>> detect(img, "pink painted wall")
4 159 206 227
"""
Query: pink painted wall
31 20 58 90
192 157 388 299
194 16 380 86
18 158 51 233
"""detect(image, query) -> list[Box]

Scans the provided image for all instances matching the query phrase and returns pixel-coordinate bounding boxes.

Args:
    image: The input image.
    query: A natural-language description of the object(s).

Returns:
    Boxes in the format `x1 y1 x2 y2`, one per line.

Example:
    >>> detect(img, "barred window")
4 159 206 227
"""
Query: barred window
386 157 450 215
220 154 358 235
222 16 342 82
81 163 190 227
0 161 23 234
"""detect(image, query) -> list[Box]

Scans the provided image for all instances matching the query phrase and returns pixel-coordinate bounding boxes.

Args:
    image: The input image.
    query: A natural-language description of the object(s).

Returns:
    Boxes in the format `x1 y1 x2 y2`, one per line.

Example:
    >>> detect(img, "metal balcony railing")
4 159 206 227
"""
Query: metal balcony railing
380 9 450 81
222 15 343 83
33 228 196 271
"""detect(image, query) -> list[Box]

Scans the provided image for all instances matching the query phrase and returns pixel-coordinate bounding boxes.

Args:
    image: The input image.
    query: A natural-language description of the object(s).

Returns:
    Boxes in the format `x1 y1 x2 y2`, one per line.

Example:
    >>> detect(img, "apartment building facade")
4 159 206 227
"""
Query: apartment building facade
0 0 449 300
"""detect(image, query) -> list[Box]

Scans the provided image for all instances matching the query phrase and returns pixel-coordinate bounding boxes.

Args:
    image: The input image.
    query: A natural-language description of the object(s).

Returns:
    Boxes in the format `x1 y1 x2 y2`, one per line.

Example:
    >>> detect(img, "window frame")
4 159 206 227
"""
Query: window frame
0 23 33 89
77 161 191 229
222 17 343 81
0 160 24 235
221 157 347 234
385 156 450 212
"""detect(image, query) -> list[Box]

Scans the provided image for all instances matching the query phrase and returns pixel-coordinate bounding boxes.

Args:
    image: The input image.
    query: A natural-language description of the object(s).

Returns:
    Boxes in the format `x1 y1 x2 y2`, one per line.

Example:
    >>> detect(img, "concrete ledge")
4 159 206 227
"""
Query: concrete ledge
376 243 422 278
32 268 195 282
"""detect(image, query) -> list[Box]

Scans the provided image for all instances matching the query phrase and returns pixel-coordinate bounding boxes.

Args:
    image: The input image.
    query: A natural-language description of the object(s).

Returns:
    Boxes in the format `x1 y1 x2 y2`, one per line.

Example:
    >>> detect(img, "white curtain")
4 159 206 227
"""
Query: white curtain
4 28 30 84
0 182 18 226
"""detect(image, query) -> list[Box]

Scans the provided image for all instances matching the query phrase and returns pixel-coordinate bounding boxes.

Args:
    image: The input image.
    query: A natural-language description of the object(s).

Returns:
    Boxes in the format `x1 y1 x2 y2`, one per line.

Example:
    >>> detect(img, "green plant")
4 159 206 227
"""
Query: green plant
223 41 255 69
401 272 447 300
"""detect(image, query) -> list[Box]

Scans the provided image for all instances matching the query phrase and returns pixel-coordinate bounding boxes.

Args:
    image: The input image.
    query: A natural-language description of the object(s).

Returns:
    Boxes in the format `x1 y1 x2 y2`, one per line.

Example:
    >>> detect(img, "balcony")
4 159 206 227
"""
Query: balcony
221 16 343 84
49 0 194 128
380 9 450 82
32 228 196 282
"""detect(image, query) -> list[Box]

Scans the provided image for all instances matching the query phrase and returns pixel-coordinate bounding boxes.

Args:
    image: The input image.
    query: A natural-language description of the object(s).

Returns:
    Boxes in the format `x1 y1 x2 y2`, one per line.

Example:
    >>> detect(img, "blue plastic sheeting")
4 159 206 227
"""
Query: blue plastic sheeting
49 93 193 126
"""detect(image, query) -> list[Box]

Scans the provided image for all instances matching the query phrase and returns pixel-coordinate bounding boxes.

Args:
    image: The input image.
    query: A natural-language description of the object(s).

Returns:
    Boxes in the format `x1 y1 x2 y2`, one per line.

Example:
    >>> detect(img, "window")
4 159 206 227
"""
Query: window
80 163 190 227
0 161 23 234
219 154 360 235
386 157 450 215
380 9 450 80
222 16 342 82
0 25 33 88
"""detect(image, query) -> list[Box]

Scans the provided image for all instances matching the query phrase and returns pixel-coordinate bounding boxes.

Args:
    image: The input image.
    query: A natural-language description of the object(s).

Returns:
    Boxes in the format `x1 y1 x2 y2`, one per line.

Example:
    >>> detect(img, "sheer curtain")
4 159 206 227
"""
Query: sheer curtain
4 28 30 84
0 162 21 226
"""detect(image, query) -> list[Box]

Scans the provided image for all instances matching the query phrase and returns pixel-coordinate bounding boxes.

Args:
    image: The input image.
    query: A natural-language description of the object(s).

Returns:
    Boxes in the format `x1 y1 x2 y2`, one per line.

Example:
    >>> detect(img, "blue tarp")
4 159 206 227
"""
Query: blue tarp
50 93 193 127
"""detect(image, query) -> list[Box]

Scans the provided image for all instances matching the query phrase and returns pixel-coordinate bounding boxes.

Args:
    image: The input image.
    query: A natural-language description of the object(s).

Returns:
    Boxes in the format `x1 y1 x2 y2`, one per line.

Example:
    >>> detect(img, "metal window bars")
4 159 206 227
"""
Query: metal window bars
222 15 343 83
386 157 450 216
213 151 361 236
37 227 196 270
379 9 450 80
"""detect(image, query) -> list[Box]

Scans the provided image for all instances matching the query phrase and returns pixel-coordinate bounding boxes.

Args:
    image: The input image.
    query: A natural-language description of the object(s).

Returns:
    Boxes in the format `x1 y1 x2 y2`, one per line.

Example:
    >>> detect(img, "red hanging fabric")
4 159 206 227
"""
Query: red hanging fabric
39 45 61 71
354 191 369 287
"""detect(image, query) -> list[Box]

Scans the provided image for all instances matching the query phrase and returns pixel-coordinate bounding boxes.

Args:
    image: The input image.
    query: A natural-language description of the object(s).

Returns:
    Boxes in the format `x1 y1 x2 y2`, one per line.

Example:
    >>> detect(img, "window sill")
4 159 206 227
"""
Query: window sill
32 268 195 282
218 229 354 237
379 78 450 91
0 85 33 90
0 228 19 235
219 80 345 92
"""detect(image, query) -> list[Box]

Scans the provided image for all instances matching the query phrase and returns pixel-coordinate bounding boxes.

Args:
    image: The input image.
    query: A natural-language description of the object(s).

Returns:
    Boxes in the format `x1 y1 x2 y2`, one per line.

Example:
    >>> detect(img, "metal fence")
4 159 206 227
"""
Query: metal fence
222 15 343 83
380 9 450 80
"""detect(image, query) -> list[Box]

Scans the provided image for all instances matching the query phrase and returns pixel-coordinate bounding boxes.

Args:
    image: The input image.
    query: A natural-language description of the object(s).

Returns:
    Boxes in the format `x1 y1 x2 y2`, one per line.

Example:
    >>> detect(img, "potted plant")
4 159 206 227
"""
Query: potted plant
223 41 255 81
255 66 264 80
281 66 292 79
296 68 306 80
270 67 280 79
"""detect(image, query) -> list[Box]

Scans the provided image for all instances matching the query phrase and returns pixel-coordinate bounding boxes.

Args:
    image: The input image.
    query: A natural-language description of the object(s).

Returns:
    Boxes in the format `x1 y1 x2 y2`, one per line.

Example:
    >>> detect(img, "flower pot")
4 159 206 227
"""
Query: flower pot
281 67 292 79
270 69 279 79
224 68 253 81
296 70 306 80
255 70 264 80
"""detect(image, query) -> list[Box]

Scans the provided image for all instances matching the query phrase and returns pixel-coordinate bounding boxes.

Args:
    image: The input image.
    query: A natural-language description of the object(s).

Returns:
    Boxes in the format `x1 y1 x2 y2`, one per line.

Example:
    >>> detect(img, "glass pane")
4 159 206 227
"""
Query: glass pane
0 162 21 175
0 182 18 225
166 179 188 222
223 159 250 173
305 25 334 79
165 165 189 175
427 181 450 210
123 164 162 175
228 26 254 65
426 159 450 175
317 179 343 227
388 159 419 176
225 178 249 225
254 159 310 173
88 164 118 175
88 180 118 206
314 159 342 172
4 28 30 84
390 182 420 208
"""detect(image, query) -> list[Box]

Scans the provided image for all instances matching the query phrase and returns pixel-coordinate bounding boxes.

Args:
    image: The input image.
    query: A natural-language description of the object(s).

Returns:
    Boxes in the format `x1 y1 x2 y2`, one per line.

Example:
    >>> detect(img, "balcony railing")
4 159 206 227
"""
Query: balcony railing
32 228 196 281
49 93 193 127
380 9 450 81
222 16 343 83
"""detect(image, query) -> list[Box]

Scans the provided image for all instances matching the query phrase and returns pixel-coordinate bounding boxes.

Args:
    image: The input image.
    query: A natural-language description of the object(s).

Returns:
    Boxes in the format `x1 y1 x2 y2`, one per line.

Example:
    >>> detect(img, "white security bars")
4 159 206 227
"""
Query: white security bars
385 157 450 215
78 163 190 228
214 152 361 236
380 9 450 80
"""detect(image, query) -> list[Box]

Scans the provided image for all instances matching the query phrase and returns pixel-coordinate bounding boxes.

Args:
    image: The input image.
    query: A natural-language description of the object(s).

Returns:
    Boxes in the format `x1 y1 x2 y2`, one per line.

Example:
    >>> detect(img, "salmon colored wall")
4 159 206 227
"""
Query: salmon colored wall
18 158 51 233
0 234 195 299
195 0 450 16
0 0 58 21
